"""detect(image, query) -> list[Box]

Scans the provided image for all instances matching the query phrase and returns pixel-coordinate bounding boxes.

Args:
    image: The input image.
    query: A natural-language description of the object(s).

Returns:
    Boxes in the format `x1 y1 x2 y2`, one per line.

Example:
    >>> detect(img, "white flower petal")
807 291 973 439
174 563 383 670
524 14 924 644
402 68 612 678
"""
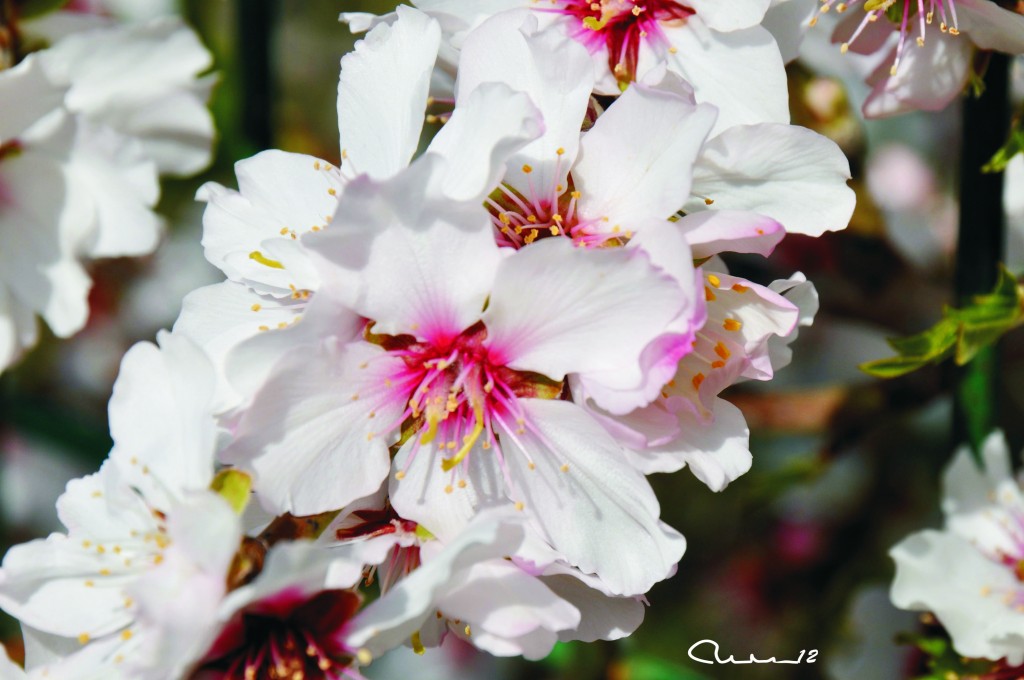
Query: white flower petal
107 332 217 508
762 0 817 62
483 238 688 390
390 436 507 544
766 272 818 372
338 5 440 178
957 0 1024 54
943 434 1013 517
686 0 770 31
501 399 685 596
456 10 594 195
347 513 526 655
687 123 854 236
0 465 151 639
305 157 500 343
69 123 160 259
541 573 645 643
172 281 304 412
574 80 717 226
222 342 403 515
0 534 135 640
198 151 341 296
220 286 362 409
0 286 38 372
425 81 543 201
0 147 92 339
665 23 789 133
39 17 214 176
439 561 579 660
635 398 752 489
674 210 785 258
0 55 64 142
891 530 1024 665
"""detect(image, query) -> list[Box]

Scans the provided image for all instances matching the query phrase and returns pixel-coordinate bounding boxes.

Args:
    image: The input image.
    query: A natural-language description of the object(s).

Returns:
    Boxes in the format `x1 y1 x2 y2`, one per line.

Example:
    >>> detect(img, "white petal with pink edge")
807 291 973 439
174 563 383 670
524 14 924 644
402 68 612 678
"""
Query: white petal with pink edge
674 210 785 259
862 25 972 118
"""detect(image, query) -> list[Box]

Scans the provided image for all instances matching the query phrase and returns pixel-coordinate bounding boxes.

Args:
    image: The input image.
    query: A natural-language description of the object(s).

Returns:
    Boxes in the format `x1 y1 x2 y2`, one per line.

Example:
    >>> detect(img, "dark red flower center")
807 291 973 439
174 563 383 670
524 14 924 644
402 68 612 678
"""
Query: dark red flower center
192 588 361 680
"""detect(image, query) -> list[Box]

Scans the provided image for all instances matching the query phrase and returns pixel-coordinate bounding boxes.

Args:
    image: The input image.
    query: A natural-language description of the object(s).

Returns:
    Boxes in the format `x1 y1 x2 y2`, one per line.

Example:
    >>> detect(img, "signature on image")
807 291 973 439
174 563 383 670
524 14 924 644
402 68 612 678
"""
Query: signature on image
688 639 819 665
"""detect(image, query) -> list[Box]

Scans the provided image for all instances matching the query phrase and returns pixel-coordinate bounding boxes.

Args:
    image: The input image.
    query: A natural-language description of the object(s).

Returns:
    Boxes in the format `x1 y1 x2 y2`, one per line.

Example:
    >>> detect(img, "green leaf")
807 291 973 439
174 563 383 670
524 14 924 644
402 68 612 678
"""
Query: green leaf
951 266 1024 364
16 0 71 20
860 355 935 379
860 266 1024 379
983 113 1024 173
210 469 253 515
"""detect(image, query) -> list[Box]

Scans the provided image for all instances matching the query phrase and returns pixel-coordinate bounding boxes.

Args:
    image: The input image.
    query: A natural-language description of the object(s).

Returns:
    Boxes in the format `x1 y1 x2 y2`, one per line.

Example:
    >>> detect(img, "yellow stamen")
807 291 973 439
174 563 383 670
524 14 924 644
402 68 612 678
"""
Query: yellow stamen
442 405 485 471
248 251 285 269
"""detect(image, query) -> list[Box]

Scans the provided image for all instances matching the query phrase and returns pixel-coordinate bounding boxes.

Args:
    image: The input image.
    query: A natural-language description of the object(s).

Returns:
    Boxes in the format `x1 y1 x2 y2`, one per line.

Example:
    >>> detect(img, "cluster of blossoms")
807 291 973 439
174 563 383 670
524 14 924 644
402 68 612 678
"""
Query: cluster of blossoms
12 0 1023 676
0 7 214 369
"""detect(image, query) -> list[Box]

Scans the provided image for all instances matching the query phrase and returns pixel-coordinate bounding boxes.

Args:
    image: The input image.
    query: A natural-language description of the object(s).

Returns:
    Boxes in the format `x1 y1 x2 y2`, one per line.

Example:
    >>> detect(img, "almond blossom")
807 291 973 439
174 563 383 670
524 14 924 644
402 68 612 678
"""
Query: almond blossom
451 14 833 489
175 6 542 410
0 0 876 669
890 432 1024 664
0 332 233 678
27 15 216 176
0 79 164 372
221 157 690 596
823 0 1024 116
0 14 214 372
0 330 587 678
344 1 790 132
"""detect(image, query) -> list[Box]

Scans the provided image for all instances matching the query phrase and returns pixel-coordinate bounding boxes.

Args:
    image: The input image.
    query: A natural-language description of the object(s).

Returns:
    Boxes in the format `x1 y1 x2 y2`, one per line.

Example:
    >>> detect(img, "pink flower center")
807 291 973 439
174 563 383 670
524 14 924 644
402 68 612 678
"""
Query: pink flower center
970 498 1024 609
193 588 362 680
542 0 694 86
485 160 630 250
817 0 961 75
364 322 561 483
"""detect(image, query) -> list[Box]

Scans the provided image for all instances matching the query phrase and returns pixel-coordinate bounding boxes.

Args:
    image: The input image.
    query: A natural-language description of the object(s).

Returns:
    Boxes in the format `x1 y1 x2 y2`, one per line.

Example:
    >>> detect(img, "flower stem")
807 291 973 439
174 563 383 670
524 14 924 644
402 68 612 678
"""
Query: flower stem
954 53 1010 456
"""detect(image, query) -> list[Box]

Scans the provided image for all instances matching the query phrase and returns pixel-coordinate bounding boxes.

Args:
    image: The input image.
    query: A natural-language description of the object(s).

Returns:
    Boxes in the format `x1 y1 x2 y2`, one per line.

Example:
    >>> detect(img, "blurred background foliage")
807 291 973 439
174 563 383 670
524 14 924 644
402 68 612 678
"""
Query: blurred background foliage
2 2 1023 679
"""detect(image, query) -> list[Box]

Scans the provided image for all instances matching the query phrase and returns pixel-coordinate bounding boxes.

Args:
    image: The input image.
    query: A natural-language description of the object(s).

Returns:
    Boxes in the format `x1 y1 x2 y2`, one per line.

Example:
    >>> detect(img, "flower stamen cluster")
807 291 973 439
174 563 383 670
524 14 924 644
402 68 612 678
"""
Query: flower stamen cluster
816 0 962 74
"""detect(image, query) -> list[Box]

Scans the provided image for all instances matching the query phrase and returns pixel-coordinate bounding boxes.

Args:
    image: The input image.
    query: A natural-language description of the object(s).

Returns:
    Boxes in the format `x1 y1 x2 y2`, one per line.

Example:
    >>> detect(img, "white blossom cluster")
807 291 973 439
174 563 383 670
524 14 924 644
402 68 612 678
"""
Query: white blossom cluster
0 10 214 370
0 0 1019 678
